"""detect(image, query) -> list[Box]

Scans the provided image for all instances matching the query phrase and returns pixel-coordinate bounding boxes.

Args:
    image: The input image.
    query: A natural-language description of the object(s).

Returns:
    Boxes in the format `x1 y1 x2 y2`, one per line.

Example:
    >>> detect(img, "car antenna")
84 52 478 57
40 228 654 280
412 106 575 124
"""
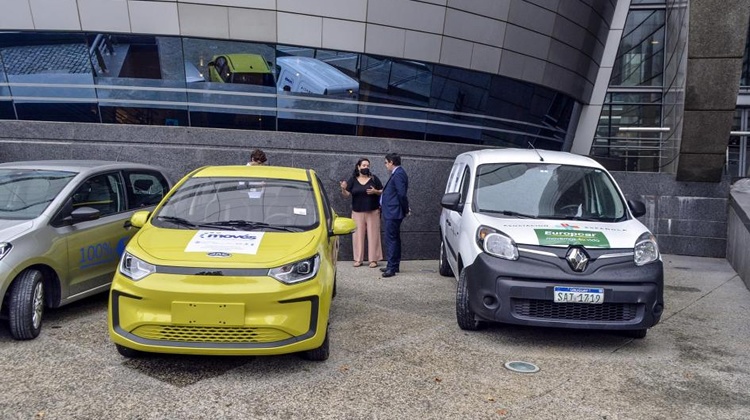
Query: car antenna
528 142 544 162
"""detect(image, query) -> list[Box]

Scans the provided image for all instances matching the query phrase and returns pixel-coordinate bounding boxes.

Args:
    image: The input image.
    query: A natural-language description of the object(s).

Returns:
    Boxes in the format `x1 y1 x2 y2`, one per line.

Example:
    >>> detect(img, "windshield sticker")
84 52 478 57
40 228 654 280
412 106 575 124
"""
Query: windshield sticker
535 229 610 248
293 208 307 215
185 230 265 255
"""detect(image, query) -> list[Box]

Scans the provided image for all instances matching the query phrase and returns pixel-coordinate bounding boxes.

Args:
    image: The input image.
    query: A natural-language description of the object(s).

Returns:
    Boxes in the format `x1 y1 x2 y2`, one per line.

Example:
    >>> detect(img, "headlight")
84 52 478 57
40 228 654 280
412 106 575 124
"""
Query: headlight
119 252 156 281
634 232 659 266
476 226 518 260
0 242 12 261
268 255 320 284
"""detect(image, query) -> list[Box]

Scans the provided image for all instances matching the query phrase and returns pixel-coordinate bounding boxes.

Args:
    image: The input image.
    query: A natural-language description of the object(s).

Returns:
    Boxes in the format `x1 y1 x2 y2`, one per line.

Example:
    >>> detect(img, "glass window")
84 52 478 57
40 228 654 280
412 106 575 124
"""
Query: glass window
72 173 125 216
474 163 626 222
0 54 14 120
276 46 359 135
0 169 76 219
609 10 665 87
90 34 189 126
0 32 99 122
123 170 170 209
0 32 580 150
184 38 276 130
153 177 319 230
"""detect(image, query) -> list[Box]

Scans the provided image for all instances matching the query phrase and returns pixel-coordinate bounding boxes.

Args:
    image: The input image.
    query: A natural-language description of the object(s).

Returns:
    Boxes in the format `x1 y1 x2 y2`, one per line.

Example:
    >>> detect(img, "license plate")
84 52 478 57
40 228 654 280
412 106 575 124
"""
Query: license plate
171 302 245 326
553 287 604 304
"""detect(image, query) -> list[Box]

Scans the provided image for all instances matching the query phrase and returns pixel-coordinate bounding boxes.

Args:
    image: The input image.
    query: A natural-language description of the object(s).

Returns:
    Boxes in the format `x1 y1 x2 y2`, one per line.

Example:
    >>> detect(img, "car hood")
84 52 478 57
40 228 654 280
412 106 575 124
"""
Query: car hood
134 227 317 267
0 219 35 241
474 213 650 249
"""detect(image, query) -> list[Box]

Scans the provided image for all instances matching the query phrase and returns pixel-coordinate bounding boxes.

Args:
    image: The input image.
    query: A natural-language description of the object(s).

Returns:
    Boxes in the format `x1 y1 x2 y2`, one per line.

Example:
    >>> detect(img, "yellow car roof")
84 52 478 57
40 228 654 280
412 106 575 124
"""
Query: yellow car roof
214 54 271 73
192 165 312 181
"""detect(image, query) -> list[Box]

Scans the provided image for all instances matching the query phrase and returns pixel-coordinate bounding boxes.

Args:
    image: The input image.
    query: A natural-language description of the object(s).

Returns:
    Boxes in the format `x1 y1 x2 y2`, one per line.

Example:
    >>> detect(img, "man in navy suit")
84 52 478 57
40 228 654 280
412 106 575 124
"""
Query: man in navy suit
380 153 409 278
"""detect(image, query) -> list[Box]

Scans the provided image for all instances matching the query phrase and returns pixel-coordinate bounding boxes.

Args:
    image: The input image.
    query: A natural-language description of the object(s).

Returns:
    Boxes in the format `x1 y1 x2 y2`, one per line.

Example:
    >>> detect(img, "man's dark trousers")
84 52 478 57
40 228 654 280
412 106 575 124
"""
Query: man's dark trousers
384 217 403 272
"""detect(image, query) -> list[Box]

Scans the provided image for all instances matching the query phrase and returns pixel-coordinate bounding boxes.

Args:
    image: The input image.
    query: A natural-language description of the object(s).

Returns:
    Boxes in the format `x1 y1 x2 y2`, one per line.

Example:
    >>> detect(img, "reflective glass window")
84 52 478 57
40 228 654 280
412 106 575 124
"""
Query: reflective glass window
184 38 276 130
275 46 358 135
0 32 580 150
0 32 99 122
0 54 14 120
610 10 665 87
91 34 188 126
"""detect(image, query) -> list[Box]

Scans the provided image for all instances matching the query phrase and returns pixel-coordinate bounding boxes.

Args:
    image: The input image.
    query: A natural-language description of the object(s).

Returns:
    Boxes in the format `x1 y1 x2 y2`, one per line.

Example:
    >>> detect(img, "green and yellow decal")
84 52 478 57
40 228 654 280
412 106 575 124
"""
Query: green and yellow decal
534 229 610 248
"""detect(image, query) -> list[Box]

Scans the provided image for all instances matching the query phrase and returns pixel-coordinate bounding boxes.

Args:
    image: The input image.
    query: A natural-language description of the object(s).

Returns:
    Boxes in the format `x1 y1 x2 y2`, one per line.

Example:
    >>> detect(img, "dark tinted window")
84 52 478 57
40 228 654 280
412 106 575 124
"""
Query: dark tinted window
124 170 170 209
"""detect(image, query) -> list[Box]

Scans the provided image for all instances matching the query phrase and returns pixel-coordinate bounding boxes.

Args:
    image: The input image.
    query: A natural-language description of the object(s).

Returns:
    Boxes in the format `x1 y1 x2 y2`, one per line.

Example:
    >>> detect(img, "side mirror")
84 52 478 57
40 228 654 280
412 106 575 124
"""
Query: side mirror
70 207 100 223
441 192 462 212
331 217 356 236
130 211 151 228
628 199 646 218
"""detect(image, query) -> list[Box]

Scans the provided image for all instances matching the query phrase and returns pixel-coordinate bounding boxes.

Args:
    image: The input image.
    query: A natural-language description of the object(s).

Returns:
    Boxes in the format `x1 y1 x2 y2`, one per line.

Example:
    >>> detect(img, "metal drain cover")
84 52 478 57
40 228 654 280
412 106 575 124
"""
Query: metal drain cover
504 361 540 373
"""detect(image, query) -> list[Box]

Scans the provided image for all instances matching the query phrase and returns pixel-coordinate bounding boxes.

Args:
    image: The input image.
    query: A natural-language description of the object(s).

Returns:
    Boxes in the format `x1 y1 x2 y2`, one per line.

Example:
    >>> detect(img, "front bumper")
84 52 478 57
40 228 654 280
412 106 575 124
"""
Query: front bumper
464 248 664 331
108 271 330 355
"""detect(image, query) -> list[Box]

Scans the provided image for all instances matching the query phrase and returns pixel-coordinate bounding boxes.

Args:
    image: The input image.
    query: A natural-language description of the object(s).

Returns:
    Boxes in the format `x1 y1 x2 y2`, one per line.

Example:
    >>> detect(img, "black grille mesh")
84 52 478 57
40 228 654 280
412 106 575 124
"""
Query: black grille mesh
132 325 291 343
512 299 639 322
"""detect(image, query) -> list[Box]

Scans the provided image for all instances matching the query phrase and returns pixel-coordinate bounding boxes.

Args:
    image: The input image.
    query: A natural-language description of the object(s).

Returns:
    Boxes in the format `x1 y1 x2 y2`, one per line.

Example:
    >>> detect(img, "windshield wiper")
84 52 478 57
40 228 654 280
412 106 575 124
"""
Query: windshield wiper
479 209 537 219
157 216 200 229
202 220 301 232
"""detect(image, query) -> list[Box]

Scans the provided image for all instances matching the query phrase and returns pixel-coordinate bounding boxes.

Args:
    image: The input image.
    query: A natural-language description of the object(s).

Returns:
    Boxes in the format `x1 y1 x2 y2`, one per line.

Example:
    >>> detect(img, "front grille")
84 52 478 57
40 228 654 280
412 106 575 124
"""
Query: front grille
132 325 292 343
512 299 639 322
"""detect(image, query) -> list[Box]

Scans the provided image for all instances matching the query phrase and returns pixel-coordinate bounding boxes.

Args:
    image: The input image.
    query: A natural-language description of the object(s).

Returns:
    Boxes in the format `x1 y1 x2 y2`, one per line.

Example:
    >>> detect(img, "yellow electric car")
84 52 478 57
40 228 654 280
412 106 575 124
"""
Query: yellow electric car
108 165 355 360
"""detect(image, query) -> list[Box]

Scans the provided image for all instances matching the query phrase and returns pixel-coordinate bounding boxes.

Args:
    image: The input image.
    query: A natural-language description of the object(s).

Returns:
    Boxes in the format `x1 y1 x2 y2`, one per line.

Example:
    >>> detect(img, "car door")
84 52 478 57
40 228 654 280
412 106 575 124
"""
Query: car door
61 172 132 296
444 165 471 270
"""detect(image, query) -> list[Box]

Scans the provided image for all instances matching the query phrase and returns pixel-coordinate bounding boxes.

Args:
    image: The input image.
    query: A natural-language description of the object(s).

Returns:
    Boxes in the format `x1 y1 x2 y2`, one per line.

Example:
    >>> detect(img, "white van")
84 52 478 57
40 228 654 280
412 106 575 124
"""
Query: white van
439 149 664 338
276 56 358 98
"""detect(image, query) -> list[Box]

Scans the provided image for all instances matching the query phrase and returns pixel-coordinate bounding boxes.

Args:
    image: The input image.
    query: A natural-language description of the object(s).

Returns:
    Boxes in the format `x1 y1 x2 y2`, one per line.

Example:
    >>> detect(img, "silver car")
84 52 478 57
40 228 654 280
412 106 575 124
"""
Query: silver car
0 161 171 340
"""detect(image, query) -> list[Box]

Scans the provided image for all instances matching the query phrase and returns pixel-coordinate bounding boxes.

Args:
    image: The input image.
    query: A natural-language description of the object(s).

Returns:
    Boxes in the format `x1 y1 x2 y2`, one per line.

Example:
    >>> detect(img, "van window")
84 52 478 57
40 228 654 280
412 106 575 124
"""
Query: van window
446 162 464 193
474 163 626 222
458 167 471 206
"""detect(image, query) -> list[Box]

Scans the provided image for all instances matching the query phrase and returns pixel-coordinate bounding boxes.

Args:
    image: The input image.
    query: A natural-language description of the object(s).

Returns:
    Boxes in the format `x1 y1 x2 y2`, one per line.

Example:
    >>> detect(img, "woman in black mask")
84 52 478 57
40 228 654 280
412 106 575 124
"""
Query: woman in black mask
340 158 384 267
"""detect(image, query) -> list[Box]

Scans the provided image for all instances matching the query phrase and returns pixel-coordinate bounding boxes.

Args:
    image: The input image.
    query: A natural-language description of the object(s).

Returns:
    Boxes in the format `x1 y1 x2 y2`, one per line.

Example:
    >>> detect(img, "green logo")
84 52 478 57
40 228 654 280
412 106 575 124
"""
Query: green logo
534 229 610 248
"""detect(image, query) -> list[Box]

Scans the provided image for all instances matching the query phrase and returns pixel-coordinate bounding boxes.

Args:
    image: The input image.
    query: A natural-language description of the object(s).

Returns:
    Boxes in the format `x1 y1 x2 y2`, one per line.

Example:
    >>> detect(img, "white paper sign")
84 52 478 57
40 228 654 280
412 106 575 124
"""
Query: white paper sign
293 207 307 215
185 230 265 255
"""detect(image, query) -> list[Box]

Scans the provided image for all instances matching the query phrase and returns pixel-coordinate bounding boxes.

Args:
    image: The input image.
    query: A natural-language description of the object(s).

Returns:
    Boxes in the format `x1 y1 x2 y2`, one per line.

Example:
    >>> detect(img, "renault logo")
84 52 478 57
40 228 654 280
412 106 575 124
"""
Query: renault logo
566 247 589 272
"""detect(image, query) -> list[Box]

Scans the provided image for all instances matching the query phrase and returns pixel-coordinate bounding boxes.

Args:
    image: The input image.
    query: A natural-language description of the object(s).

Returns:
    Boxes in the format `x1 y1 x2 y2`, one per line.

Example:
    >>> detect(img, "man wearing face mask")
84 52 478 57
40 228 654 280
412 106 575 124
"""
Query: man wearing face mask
340 158 384 268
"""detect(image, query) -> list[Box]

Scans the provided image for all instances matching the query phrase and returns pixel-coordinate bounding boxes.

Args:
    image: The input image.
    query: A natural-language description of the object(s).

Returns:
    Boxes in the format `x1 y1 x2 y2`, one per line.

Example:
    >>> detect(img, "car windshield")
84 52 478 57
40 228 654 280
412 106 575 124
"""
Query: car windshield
474 163 627 222
0 169 77 219
153 177 319 231
231 72 276 87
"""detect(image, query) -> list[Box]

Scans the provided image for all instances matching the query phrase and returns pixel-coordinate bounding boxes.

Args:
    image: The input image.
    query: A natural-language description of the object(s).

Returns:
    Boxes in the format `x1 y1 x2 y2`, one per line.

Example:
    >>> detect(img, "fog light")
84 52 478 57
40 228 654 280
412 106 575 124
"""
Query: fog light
483 295 498 308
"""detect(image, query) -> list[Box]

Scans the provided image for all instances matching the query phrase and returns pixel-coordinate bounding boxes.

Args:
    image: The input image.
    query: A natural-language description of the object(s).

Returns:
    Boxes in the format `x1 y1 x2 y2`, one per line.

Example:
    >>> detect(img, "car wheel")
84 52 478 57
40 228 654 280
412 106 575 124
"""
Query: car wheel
622 329 648 339
8 269 45 340
301 327 330 361
115 344 144 358
456 268 485 331
332 275 338 299
438 238 454 277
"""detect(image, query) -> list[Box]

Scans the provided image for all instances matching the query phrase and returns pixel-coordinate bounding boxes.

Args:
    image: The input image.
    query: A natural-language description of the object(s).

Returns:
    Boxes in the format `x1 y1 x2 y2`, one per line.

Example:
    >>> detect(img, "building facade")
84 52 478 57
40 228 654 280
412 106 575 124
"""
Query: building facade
0 0 746 258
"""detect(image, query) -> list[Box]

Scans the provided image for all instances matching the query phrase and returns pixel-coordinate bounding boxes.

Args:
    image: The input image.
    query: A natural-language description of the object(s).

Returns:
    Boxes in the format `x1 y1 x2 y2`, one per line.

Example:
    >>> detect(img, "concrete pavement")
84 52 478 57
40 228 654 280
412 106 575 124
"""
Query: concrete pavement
0 255 748 419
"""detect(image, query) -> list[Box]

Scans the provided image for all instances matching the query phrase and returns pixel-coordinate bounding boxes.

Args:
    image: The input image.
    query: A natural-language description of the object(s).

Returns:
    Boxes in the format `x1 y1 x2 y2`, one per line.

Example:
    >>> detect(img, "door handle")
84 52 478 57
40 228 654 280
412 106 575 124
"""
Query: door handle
446 219 452 226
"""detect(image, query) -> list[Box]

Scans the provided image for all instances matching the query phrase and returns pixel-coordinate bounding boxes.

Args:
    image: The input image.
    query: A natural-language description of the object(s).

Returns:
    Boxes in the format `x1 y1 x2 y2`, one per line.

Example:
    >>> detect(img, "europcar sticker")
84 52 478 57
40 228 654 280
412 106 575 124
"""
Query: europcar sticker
185 230 264 254
534 229 610 248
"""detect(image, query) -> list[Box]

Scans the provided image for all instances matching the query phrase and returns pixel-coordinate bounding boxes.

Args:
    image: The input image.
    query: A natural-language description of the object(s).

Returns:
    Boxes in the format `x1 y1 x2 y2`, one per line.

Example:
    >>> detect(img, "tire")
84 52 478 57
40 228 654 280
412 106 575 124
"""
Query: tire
301 327 330 361
8 269 45 340
115 344 144 358
622 329 648 339
332 275 338 299
438 239 454 277
456 268 486 331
